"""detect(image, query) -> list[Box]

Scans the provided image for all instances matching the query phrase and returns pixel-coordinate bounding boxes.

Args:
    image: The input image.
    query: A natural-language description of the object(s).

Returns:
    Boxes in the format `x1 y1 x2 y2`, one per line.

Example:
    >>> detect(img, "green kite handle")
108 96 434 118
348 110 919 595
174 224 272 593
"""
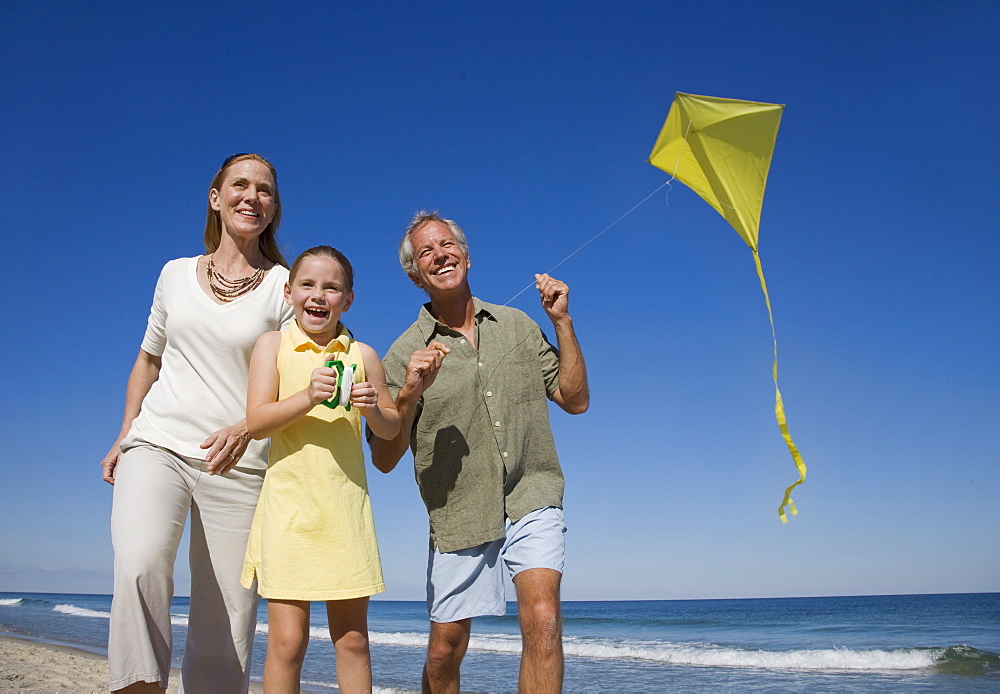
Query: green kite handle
321 359 356 410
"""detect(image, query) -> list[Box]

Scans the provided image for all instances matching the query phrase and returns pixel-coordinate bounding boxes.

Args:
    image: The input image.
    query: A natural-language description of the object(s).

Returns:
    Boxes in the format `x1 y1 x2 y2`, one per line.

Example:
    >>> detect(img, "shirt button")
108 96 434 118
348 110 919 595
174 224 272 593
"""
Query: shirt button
459 338 466 344
486 391 492 396
502 451 509 458
478 362 483 367
495 421 501 427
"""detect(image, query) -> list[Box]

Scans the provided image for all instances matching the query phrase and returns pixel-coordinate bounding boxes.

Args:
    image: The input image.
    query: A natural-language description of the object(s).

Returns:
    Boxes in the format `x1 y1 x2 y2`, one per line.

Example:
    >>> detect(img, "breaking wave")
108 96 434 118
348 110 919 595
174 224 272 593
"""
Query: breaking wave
6 595 998 674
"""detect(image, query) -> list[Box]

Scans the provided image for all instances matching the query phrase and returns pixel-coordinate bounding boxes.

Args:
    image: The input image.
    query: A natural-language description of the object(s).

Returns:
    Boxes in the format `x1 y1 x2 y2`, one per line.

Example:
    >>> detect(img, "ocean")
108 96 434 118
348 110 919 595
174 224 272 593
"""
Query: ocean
1 591 998 692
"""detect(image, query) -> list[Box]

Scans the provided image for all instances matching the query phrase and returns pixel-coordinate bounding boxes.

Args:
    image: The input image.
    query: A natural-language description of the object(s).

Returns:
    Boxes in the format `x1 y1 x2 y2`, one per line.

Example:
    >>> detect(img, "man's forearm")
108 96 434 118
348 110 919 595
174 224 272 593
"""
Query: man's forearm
552 316 589 414
371 386 421 473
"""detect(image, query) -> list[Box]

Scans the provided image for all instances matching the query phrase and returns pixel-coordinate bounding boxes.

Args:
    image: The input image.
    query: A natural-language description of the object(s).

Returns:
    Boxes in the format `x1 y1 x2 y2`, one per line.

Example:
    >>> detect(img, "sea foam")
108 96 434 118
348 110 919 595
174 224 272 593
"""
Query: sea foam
49 602 191 629
283 626 947 671
252 623 430 650
557 637 941 670
378 630 945 671
53 604 110 619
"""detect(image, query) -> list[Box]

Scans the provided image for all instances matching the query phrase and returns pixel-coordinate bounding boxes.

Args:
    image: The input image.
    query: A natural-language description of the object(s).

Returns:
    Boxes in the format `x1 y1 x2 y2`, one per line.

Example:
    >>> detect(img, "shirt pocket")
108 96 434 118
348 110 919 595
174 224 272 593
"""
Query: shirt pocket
505 345 546 404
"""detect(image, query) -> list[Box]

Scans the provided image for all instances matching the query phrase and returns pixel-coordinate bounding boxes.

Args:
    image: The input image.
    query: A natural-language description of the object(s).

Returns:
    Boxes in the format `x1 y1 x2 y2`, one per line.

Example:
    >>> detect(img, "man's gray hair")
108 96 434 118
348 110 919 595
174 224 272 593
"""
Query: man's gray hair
398 210 470 276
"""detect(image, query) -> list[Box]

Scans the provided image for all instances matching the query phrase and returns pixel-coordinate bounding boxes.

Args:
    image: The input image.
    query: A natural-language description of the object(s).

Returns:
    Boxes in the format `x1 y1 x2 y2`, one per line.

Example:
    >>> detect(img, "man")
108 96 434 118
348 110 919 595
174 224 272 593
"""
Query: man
371 211 589 693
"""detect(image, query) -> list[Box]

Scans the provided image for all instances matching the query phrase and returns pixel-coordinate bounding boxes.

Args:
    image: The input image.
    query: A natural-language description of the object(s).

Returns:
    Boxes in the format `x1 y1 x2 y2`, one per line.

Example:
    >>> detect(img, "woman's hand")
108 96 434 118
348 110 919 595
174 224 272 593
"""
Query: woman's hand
102 349 162 486
202 421 251 475
100 439 123 485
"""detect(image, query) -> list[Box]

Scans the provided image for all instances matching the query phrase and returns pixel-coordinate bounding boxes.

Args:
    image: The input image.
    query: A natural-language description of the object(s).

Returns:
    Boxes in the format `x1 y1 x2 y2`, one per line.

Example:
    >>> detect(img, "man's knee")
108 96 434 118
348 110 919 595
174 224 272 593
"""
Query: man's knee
426 622 470 671
521 600 562 644
515 572 563 648
427 635 460 664
515 569 561 611
426 641 458 670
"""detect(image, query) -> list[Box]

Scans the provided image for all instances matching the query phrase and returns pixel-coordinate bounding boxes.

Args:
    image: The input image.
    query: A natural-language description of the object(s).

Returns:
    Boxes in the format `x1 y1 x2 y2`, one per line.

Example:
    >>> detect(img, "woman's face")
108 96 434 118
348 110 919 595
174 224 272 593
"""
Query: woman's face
209 159 277 240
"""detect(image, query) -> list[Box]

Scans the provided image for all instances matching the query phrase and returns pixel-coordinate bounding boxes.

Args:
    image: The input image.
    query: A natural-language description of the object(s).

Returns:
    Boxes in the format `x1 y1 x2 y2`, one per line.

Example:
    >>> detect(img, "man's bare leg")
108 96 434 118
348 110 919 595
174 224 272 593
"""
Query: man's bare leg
513 567 563 693
422 618 472 694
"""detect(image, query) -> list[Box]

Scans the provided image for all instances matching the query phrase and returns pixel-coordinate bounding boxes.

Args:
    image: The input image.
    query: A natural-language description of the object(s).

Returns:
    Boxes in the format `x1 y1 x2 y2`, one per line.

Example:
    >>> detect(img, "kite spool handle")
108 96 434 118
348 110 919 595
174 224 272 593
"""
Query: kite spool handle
339 365 354 408
322 360 356 411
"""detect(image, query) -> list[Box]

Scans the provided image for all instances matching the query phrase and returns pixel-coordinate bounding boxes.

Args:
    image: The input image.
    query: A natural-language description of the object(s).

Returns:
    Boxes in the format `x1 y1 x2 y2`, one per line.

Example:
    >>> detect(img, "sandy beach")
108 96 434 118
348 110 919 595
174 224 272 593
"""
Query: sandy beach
0 634 265 692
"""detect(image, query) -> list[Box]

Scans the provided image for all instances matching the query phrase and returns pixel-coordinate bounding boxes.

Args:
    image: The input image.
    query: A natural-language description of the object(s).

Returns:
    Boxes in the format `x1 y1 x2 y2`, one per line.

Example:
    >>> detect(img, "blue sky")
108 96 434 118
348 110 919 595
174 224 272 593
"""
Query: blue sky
1 1 997 601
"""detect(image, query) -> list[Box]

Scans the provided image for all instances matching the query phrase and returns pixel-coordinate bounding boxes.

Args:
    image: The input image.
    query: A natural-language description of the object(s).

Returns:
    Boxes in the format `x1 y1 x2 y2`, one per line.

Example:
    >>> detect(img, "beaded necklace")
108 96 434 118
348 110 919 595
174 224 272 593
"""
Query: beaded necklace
206 255 264 302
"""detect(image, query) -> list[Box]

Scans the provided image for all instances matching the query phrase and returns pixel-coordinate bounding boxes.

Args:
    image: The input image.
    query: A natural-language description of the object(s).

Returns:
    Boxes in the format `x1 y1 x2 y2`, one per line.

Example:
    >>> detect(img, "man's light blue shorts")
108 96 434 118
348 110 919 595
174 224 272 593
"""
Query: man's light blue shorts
426 506 566 623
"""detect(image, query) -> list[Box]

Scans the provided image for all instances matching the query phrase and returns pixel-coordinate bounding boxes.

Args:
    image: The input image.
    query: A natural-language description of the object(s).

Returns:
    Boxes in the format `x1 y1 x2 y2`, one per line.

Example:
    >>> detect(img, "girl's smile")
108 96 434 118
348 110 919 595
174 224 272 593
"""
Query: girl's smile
284 256 354 345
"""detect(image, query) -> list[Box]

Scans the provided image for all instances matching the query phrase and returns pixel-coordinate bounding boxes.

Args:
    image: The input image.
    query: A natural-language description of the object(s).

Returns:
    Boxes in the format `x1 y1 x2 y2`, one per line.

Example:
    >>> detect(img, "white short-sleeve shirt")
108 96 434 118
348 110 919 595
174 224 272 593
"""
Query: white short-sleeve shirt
127 256 293 470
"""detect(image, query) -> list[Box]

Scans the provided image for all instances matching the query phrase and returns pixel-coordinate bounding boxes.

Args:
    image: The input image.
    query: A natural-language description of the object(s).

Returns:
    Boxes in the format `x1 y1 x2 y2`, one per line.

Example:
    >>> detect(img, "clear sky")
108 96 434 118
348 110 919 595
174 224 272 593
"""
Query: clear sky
1 1 997 601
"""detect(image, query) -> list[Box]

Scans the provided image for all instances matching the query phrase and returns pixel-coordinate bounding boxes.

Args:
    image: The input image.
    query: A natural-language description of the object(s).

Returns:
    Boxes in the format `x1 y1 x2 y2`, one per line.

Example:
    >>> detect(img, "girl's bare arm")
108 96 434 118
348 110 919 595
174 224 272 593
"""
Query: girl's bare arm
356 342 401 441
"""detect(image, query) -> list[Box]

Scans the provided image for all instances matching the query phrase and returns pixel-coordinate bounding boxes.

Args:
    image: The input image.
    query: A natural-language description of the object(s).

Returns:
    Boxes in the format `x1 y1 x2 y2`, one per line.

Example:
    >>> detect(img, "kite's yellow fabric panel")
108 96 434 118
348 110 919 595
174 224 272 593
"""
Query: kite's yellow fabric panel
648 92 806 522
648 93 783 251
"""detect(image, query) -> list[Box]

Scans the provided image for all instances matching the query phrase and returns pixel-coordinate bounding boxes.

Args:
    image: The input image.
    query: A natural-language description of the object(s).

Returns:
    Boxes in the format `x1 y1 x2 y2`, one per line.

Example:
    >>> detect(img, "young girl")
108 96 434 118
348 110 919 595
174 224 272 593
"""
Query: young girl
241 245 400 693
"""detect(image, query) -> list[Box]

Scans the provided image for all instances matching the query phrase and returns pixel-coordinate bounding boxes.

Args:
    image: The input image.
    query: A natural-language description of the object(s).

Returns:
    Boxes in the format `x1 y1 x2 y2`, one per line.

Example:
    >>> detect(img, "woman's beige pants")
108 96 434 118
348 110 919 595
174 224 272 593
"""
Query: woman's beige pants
109 441 264 692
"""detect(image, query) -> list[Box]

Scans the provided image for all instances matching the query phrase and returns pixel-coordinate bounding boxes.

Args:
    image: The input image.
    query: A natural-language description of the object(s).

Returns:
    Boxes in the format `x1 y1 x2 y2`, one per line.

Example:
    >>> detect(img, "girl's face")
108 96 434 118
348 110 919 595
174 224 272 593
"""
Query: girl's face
284 255 354 344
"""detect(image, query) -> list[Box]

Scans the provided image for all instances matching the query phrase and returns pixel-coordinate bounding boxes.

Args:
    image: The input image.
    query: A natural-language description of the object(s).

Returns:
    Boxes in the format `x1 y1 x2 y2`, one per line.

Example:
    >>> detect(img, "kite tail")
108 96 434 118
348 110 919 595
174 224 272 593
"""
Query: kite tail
753 250 808 522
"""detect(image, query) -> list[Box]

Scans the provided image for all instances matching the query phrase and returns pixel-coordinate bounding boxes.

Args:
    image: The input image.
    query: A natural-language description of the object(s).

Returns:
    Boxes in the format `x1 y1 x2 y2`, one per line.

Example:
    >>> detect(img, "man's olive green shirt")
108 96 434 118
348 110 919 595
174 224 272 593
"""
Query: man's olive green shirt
383 297 563 552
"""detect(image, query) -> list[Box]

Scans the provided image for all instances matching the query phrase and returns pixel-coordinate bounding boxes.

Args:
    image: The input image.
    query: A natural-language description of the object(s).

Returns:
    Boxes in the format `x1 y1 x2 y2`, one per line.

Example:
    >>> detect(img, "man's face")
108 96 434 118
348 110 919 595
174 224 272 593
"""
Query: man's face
409 221 471 296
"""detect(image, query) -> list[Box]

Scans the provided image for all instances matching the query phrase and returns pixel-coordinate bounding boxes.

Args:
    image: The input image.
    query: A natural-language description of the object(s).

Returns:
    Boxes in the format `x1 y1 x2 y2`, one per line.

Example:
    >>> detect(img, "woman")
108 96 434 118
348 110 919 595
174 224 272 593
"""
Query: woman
100 153 294 693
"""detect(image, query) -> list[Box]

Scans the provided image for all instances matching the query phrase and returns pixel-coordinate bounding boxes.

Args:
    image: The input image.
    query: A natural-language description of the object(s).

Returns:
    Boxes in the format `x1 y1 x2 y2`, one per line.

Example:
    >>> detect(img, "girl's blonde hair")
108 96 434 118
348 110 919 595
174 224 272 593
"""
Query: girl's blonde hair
289 245 355 292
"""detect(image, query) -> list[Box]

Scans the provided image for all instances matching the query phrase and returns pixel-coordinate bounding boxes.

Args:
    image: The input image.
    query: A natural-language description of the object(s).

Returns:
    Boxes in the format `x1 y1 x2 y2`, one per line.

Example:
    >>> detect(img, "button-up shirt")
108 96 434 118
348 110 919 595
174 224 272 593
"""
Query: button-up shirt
383 297 563 552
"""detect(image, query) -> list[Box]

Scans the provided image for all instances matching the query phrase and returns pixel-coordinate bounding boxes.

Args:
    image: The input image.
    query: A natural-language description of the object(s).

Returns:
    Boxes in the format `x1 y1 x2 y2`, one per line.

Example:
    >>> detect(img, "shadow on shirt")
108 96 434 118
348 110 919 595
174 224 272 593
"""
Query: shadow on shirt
417 425 470 511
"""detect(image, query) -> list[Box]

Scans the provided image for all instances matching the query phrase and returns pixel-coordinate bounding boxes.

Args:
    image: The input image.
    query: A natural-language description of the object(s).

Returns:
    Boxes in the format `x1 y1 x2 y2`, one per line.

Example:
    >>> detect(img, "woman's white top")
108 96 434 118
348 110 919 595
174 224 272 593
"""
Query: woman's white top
126 256 293 470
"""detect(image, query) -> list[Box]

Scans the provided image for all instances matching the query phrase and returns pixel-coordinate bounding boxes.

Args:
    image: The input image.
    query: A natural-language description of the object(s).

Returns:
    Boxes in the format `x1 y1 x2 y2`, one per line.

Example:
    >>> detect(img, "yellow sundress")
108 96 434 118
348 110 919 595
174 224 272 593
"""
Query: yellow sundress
241 321 385 600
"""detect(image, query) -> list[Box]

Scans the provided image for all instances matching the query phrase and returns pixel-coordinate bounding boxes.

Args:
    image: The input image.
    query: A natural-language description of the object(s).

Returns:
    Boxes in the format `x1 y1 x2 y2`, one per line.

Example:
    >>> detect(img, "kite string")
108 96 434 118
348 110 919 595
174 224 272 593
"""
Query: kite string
505 118 695 307
369 119 694 387
503 180 670 306
362 118 696 393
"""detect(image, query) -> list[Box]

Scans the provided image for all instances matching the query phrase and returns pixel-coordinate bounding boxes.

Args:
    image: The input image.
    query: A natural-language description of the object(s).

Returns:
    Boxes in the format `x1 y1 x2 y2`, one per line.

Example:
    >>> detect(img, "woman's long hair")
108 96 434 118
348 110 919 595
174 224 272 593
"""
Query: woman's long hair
203 153 288 268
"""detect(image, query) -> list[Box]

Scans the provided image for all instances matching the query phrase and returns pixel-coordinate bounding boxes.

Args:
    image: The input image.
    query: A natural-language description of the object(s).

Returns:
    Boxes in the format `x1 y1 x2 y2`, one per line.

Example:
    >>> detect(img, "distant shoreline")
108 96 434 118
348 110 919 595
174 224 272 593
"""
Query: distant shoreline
3 589 998 601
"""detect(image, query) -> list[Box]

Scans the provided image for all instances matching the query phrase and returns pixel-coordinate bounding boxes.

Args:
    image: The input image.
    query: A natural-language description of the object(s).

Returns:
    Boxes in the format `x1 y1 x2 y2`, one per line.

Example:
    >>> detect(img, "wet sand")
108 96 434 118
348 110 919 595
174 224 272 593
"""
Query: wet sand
0 634 265 692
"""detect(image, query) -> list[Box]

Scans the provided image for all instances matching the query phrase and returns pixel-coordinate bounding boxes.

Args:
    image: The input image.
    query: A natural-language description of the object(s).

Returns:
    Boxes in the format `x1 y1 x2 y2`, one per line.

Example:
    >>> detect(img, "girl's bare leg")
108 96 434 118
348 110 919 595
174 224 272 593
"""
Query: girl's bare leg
114 683 165 693
326 597 372 693
264 599 311 693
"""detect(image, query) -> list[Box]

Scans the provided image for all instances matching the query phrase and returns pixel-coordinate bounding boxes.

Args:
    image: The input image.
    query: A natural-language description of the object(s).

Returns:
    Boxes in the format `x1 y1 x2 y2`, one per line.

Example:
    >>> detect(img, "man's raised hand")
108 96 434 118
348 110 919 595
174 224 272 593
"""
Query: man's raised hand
403 340 451 395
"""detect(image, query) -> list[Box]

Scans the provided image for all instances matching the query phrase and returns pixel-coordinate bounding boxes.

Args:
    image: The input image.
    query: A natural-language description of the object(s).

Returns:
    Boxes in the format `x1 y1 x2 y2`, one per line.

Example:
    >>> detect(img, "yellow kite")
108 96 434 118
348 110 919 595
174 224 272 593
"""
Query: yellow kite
648 92 806 522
